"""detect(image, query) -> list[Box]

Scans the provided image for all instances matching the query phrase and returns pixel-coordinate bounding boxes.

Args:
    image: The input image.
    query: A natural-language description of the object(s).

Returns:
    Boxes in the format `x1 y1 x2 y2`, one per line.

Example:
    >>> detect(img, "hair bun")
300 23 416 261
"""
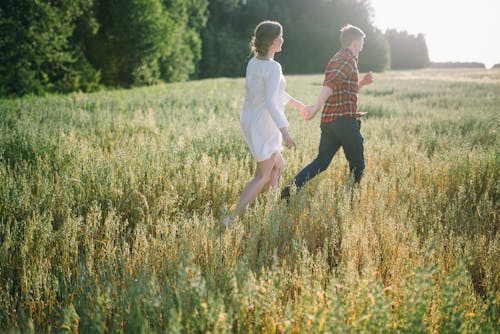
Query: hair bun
249 21 282 57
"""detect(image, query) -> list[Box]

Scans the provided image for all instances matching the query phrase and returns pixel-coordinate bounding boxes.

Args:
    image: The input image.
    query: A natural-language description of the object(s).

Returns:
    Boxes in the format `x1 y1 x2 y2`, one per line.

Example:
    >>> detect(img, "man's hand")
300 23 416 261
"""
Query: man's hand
359 71 373 88
302 105 318 121
299 105 309 120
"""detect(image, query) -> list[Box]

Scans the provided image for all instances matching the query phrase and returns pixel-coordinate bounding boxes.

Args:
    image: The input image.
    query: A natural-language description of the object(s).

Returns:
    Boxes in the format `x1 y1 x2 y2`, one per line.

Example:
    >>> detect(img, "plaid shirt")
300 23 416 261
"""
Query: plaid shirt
321 48 361 123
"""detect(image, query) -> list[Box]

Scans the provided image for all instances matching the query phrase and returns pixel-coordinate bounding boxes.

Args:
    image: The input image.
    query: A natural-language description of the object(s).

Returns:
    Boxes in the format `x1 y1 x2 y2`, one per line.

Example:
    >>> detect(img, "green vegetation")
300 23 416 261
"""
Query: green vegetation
385 29 429 69
0 0 208 96
0 0 99 96
200 0 391 77
0 69 498 332
4 0 428 97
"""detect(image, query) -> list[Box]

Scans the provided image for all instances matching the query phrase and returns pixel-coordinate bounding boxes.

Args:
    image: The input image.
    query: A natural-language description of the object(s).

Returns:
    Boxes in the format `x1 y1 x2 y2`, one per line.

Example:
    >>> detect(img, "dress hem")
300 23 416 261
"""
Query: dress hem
254 149 282 162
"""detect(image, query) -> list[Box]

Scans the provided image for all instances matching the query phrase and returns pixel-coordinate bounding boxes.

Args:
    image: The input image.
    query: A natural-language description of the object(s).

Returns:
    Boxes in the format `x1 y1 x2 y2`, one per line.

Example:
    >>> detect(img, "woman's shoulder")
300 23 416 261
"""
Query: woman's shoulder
268 58 281 68
264 59 282 75
251 56 281 66
248 57 282 75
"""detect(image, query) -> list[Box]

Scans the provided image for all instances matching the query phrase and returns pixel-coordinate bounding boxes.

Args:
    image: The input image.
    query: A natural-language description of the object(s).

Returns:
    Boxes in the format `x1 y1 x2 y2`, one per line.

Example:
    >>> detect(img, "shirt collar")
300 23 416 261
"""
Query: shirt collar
341 48 357 61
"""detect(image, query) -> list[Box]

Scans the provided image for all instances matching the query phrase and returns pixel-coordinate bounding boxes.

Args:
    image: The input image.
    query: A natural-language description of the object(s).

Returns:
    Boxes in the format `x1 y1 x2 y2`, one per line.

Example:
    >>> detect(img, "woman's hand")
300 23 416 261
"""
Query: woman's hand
302 105 318 121
280 128 296 150
299 105 310 120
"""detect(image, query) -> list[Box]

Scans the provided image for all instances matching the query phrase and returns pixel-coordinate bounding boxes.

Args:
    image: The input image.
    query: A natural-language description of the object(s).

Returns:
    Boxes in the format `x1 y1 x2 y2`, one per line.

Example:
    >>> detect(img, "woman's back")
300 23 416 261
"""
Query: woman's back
243 57 284 114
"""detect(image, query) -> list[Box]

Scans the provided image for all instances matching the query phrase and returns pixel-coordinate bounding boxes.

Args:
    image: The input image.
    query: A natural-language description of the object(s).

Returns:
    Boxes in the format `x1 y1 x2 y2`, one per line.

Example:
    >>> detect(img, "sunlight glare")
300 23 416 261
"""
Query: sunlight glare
370 0 500 68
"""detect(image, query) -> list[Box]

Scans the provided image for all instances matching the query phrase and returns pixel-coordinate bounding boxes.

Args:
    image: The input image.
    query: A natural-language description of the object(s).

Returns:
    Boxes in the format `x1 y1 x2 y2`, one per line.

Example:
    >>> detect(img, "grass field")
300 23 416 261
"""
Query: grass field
0 68 499 333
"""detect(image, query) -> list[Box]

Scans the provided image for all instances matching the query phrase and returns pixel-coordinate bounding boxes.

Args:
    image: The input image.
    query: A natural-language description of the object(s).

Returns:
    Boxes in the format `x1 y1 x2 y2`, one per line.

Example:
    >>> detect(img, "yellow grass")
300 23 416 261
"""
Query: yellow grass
0 68 498 332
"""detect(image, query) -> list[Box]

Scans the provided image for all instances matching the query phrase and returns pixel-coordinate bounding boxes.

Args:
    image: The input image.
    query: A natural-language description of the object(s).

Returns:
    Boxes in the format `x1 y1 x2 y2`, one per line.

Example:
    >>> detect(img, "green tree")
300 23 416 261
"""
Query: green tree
199 0 249 78
385 29 429 69
199 0 389 77
274 0 344 73
159 0 208 82
359 27 390 72
85 0 170 86
85 0 207 86
0 0 100 97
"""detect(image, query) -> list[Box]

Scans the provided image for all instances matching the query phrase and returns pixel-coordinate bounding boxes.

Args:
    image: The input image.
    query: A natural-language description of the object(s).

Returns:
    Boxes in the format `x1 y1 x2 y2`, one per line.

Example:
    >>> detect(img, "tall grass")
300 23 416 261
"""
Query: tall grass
0 69 498 332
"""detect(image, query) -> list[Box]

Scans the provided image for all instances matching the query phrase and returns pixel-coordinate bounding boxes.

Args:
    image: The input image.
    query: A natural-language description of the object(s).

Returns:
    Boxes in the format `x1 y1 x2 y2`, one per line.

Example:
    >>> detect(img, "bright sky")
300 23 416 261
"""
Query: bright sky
370 0 500 68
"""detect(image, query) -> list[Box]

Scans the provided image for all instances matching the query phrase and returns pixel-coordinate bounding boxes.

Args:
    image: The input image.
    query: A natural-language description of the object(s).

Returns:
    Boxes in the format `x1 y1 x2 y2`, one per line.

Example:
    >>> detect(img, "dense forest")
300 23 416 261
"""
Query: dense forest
0 0 431 97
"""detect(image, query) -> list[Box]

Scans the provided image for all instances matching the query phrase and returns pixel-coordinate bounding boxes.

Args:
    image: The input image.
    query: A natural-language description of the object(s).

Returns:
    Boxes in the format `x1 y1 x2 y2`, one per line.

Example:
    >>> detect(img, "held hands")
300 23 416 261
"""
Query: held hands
294 100 318 121
299 105 308 120
300 105 318 121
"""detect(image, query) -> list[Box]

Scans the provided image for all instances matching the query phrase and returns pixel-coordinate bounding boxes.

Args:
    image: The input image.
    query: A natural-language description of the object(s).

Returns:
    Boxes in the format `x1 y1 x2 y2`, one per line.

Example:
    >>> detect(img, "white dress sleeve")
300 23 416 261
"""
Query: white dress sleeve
265 63 289 129
283 91 292 105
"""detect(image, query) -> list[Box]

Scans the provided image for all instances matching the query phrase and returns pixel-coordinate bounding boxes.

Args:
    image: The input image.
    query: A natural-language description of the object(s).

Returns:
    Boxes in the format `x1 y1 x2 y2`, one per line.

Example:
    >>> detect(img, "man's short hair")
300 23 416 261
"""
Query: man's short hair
340 24 366 48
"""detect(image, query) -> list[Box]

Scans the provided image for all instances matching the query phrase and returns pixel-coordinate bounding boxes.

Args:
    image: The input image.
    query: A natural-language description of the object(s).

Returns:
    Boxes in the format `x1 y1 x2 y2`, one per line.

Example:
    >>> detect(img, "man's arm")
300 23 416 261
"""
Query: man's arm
301 58 352 120
359 71 373 90
303 85 332 120
304 70 373 121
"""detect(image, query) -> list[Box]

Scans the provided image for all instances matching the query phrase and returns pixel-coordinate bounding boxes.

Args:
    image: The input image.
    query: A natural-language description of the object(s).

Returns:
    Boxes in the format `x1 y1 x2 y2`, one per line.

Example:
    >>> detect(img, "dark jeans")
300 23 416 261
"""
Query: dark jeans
281 117 365 199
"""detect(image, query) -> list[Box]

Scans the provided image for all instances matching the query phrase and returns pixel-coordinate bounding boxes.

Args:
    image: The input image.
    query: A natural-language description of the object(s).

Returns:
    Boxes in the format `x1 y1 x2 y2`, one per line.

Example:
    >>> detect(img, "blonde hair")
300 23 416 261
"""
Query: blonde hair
340 24 366 48
249 21 282 57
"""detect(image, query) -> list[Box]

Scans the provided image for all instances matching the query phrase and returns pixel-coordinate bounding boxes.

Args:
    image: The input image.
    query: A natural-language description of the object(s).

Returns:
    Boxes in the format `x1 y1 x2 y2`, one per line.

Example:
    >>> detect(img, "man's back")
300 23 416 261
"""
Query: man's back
321 48 361 123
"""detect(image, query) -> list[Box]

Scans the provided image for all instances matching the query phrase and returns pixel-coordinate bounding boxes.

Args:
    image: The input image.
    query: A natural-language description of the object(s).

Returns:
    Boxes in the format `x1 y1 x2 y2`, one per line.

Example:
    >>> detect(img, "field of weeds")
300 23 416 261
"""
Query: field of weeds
0 68 498 332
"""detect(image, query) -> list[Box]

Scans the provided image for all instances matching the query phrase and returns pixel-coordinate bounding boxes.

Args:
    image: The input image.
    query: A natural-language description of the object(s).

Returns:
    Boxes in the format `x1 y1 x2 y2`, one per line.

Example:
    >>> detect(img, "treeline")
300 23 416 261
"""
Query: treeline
384 29 429 70
200 0 390 77
430 62 485 69
0 0 208 96
1 0 431 97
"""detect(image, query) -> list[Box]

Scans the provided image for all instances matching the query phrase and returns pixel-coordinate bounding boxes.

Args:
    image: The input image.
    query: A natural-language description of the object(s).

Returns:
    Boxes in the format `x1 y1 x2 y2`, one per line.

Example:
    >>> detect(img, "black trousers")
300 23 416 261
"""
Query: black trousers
282 117 365 199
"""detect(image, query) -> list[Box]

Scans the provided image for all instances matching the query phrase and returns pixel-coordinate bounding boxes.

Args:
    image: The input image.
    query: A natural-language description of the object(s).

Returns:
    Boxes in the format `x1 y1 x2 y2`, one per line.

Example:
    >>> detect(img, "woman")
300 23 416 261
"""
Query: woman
223 20 306 225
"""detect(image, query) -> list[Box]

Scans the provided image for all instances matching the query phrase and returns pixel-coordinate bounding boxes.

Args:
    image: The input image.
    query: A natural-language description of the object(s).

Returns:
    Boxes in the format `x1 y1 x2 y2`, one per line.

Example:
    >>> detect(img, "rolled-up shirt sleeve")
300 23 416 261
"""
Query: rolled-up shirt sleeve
323 60 350 90
265 63 289 129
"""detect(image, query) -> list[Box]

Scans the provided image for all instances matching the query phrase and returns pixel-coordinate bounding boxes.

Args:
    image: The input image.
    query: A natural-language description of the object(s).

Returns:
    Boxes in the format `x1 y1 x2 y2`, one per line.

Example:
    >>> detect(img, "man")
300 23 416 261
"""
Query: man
282 24 373 200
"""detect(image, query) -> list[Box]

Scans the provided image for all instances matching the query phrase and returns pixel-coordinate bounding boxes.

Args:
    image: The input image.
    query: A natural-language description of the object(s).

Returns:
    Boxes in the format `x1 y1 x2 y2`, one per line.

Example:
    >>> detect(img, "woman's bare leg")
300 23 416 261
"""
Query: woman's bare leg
266 152 284 189
231 153 278 219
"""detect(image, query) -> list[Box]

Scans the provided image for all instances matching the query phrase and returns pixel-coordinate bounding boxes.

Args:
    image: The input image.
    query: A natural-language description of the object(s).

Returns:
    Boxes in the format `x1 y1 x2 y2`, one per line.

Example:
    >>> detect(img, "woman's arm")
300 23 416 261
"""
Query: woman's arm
265 65 289 129
286 95 306 112
264 64 297 149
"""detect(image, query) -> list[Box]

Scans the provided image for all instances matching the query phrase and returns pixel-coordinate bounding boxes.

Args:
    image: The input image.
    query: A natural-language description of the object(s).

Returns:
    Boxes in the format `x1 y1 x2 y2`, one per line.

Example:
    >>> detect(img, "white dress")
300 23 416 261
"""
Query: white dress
240 57 292 162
